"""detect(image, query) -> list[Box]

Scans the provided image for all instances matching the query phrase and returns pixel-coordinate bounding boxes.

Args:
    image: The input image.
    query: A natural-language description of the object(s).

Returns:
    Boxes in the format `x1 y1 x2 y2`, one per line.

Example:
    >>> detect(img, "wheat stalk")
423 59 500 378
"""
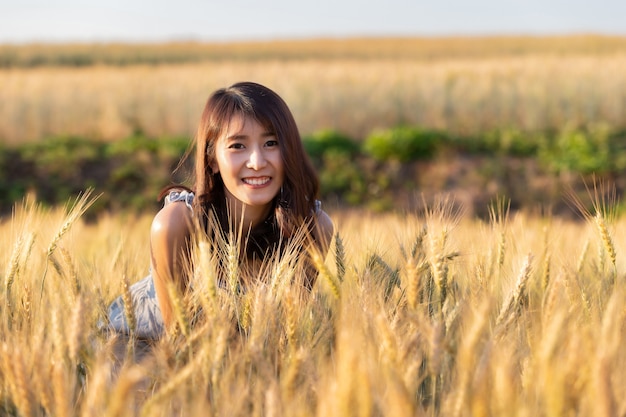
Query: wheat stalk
59 246 80 296
226 233 240 295
334 232 346 283
495 253 534 334
576 239 590 274
405 255 419 310
593 292 623 417
4 234 24 304
120 274 136 340
67 294 86 363
2 342 35 417
283 287 298 350
309 246 340 299
40 189 99 300
52 360 71 417
19 283 33 329
211 327 229 388
105 365 147 417
281 347 305 397
140 346 207 416
196 240 218 312
594 212 617 271
32 333 54 416
239 292 252 331
541 251 552 293
449 300 490 417
248 287 270 354
167 279 190 339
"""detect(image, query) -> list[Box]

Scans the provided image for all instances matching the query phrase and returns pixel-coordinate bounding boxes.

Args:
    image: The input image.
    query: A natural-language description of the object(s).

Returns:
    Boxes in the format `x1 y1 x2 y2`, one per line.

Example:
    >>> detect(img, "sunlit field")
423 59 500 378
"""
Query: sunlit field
2 36 626 416
1 50 626 144
1 189 625 416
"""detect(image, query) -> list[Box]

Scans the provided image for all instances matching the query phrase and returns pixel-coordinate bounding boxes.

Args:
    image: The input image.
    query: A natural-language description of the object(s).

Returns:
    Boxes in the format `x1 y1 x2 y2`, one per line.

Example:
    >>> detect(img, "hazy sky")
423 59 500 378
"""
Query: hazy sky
1 0 625 43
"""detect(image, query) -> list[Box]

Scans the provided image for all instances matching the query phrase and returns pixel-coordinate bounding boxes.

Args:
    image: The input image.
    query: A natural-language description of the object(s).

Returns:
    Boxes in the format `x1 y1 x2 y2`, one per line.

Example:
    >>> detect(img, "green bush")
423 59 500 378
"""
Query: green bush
302 130 360 163
318 150 368 205
21 136 103 178
481 128 543 156
539 125 626 174
363 126 444 162
0 134 191 215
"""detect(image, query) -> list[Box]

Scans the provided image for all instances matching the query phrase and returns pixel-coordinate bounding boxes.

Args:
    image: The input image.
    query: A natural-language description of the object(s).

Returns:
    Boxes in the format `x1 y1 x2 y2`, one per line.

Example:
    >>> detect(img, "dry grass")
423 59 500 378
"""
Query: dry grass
1 191 626 416
1 52 626 144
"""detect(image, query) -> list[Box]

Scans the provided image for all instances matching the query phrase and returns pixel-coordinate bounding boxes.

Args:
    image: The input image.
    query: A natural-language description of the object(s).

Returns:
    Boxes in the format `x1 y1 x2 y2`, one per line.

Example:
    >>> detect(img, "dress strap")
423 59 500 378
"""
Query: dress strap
164 189 195 210
314 199 322 213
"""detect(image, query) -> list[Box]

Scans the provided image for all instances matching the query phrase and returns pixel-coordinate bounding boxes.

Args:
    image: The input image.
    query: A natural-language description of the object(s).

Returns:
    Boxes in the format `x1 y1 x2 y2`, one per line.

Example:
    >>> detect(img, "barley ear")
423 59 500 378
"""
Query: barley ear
226 233 240 295
405 255 419 310
120 274 136 339
4 234 24 304
334 232 346 283
283 287 298 350
595 212 617 273
310 245 340 299
167 279 190 339
495 253 533 334
59 247 80 296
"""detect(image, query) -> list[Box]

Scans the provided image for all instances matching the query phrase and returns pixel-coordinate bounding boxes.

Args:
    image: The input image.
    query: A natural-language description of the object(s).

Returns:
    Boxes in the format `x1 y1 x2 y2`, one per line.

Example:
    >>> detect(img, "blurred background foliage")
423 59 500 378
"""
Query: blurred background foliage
2 125 625 218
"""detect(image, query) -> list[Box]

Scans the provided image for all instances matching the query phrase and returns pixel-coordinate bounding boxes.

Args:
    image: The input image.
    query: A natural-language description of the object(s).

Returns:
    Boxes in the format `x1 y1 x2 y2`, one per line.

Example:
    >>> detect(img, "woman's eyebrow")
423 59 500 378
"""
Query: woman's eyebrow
226 133 248 141
226 130 275 140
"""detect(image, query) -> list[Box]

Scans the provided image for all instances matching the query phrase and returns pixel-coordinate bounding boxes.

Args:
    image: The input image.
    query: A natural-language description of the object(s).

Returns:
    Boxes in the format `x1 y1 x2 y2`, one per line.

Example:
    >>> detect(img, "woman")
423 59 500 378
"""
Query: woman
108 81 334 339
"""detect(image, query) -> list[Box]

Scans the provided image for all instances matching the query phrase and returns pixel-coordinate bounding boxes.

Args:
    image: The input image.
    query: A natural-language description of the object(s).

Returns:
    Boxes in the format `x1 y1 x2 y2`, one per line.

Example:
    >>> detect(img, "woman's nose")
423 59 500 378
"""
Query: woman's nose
247 148 267 170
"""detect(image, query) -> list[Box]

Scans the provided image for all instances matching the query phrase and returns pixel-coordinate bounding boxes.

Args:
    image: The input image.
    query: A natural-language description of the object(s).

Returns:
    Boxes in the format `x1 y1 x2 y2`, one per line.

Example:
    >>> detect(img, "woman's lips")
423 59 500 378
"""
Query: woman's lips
242 176 271 186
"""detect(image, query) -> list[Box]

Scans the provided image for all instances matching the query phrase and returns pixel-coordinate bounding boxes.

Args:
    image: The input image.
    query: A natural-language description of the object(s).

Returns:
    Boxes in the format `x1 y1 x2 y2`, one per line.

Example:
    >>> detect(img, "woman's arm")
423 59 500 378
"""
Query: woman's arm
150 201 194 328
314 209 334 257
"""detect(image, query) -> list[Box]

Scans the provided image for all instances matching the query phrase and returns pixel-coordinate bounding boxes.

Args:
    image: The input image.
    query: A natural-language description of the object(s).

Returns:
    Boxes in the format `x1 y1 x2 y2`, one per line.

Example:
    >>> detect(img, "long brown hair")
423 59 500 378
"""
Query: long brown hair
191 81 319 252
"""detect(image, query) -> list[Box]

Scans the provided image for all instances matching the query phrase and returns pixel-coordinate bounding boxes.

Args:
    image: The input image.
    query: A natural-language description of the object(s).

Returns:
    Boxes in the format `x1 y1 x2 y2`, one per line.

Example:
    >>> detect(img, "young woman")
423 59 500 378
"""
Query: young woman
107 81 334 339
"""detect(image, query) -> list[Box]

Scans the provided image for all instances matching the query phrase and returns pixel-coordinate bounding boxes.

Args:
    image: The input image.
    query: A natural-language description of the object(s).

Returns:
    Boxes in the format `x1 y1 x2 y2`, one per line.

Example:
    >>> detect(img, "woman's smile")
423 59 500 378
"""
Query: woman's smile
242 176 272 187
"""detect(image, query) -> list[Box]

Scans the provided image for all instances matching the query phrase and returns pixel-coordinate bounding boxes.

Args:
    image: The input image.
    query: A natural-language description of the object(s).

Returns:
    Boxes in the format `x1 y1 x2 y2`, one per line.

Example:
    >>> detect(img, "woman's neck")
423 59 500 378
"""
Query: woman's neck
225 199 272 232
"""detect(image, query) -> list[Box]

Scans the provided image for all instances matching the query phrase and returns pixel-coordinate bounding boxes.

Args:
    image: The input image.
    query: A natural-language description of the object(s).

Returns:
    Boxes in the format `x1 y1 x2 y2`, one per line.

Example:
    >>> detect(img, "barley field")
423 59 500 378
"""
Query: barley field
1 37 626 144
1 188 625 417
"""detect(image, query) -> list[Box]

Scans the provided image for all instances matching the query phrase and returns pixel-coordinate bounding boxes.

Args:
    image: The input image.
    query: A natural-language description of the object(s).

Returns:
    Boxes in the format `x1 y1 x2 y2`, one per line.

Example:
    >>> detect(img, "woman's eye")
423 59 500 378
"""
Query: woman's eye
228 143 245 149
265 140 278 147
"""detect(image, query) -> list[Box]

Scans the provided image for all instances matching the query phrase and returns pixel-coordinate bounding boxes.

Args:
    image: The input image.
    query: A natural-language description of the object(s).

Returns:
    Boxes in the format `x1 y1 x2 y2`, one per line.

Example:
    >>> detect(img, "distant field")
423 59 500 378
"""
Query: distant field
1 35 626 144
3 35 626 66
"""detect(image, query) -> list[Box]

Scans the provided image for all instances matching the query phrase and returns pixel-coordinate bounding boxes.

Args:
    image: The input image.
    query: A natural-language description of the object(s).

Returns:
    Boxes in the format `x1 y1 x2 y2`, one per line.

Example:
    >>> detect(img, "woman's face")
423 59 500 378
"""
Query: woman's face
212 114 284 219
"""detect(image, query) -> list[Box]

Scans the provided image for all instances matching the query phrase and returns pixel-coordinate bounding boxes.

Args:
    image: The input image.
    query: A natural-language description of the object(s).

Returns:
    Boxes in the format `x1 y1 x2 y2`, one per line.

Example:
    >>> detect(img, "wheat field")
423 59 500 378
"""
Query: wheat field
2 53 626 144
1 189 625 416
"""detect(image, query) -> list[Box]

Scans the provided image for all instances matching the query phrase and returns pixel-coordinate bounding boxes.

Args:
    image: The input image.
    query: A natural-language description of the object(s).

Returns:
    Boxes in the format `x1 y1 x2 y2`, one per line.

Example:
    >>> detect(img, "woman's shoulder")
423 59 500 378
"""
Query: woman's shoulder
152 189 196 238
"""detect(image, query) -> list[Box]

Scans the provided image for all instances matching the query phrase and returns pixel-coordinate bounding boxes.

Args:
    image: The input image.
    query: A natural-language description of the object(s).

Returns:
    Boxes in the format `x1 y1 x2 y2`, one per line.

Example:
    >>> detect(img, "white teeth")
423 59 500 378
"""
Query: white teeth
243 177 270 186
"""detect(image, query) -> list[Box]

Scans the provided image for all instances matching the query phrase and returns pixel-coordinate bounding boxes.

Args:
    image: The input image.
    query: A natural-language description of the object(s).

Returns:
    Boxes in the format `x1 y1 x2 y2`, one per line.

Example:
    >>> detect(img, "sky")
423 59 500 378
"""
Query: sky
1 0 625 43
